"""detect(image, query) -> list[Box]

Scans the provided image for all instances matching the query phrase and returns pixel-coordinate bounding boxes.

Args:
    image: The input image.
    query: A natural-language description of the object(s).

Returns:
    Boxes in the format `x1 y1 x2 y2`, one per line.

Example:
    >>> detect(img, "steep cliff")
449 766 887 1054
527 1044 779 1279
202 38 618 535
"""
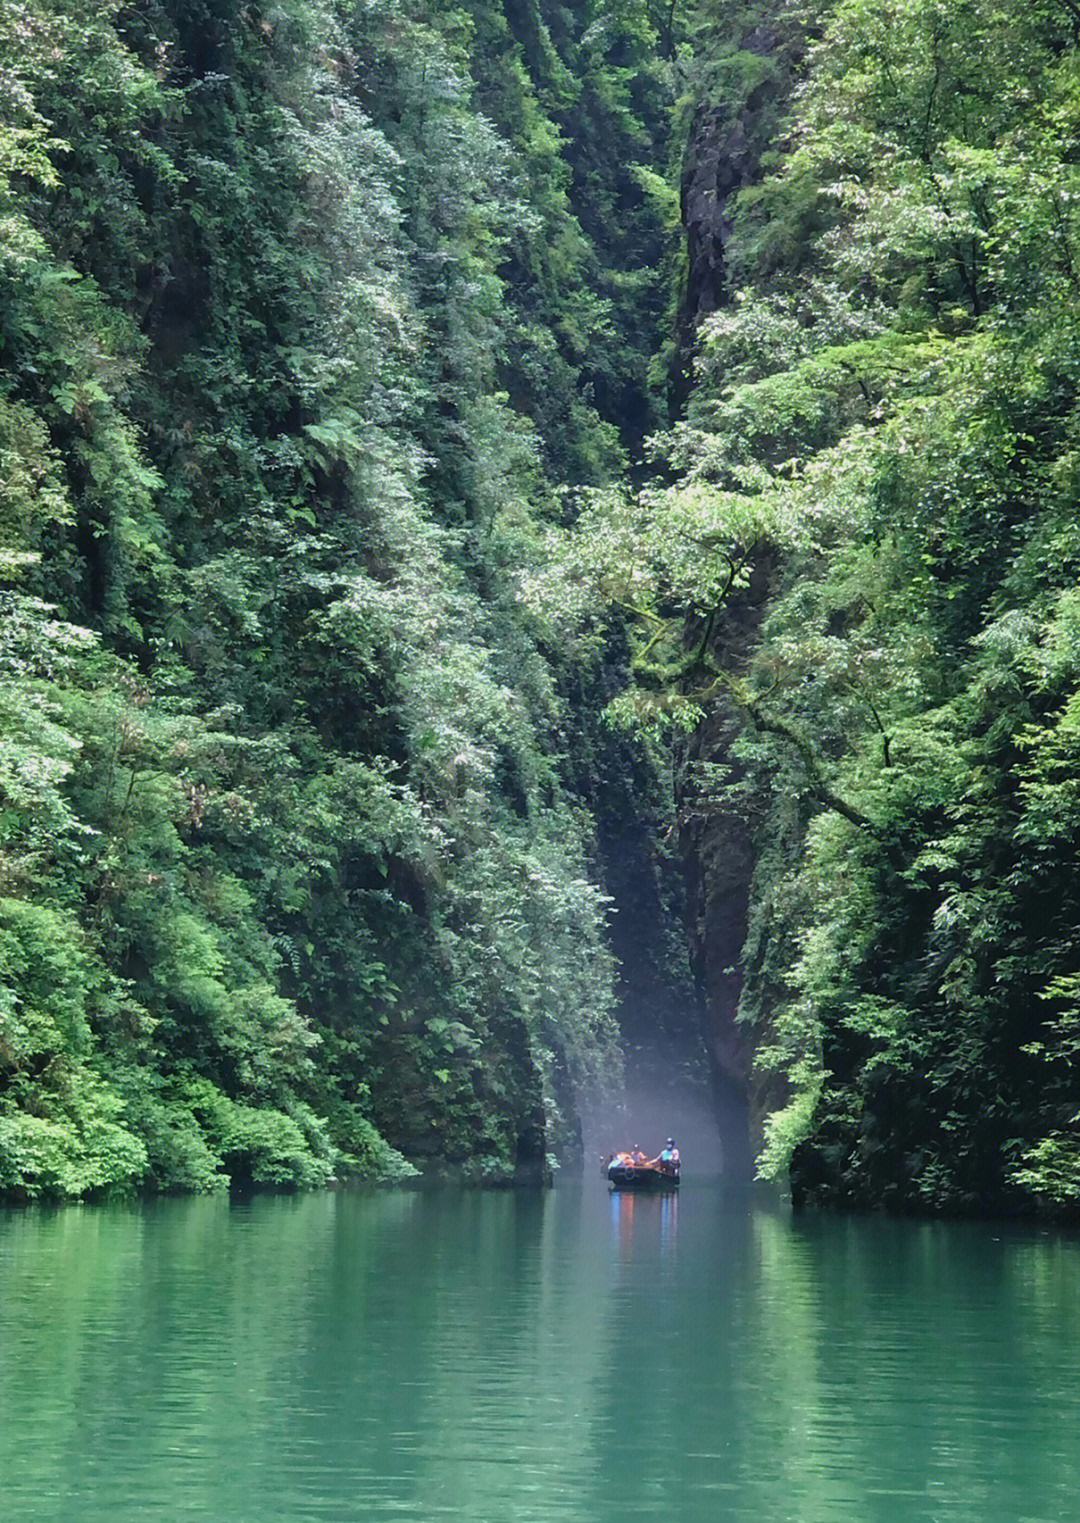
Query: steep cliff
667 6 805 1169
672 5 802 403
0 0 680 1198
549 0 1080 1216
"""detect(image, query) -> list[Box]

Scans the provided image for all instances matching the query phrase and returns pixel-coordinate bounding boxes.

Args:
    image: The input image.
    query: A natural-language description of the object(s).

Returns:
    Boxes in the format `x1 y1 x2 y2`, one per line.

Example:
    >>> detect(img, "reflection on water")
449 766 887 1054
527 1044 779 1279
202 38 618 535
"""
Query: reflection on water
2 1183 1080 1522
608 1186 678 1265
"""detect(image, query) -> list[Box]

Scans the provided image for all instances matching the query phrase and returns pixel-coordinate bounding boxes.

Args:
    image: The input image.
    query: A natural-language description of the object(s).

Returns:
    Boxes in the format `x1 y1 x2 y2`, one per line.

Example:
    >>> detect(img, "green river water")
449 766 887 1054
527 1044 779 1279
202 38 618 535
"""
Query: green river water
2 1180 1079 1522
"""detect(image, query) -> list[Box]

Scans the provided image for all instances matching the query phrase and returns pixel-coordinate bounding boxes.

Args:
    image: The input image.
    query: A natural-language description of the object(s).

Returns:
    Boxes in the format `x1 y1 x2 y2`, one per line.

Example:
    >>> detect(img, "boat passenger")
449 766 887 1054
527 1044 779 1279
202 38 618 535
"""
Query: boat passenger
658 1139 680 1172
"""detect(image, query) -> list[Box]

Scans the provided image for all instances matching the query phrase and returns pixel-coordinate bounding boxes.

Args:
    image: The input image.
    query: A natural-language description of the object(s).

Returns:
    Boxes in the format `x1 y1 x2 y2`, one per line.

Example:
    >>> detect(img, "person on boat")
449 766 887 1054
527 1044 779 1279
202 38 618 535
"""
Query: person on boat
656 1139 680 1174
630 1145 647 1166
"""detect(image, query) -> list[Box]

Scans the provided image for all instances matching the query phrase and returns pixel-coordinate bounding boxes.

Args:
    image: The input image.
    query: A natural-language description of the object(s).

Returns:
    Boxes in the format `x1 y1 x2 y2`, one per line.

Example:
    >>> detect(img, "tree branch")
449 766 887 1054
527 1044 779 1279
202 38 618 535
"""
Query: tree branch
693 671 881 833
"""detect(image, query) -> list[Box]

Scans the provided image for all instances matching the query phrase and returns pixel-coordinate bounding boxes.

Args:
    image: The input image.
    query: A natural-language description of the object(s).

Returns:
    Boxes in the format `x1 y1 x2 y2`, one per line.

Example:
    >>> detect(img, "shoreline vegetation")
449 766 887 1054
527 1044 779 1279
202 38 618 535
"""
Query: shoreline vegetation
0 0 669 1203
6 1 1080 1218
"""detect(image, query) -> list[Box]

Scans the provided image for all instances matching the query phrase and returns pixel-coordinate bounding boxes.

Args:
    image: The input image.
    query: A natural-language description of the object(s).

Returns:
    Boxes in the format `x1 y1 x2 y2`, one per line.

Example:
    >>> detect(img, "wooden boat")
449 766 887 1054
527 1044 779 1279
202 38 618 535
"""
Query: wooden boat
605 1153 680 1190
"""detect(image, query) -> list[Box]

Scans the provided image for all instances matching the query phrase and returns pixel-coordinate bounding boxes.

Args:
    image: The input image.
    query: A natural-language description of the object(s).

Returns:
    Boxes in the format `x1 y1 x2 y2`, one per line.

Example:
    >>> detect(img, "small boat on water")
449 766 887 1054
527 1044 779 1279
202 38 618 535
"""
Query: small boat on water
605 1151 680 1190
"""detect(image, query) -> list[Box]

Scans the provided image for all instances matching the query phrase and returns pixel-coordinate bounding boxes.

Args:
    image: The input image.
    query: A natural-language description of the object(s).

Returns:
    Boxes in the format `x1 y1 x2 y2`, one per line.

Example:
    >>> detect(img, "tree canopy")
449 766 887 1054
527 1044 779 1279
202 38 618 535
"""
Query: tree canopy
7 0 1080 1214
540 0 1080 1212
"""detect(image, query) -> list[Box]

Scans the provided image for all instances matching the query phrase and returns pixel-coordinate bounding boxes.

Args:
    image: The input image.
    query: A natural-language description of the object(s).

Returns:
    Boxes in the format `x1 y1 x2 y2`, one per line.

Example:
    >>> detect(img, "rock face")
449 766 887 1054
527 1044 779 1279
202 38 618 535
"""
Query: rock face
681 91 760 327
674 19 800 405
679 709 758 1176
673 16 804 1166
677 566 776 1178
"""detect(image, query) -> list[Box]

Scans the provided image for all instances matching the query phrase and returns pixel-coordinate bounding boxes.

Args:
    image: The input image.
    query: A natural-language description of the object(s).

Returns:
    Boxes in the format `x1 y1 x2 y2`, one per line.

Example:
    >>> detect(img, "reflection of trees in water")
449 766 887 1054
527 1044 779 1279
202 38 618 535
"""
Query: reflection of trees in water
1 1189 622 1522
5 1196 1080 1522
386 1185 650 1521
750 1211 1080 1522
0 1193 342 1516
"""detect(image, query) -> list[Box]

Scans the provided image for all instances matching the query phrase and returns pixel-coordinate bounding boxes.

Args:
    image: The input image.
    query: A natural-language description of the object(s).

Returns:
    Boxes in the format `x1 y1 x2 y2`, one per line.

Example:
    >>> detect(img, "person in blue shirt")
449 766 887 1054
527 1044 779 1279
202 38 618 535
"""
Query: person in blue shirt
656 1138 680 1174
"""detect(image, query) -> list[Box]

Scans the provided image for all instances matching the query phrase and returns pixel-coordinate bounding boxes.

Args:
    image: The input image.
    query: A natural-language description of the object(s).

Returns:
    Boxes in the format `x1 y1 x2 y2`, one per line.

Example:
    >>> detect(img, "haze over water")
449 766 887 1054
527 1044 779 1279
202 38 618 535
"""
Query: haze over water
2 1182 1080 1523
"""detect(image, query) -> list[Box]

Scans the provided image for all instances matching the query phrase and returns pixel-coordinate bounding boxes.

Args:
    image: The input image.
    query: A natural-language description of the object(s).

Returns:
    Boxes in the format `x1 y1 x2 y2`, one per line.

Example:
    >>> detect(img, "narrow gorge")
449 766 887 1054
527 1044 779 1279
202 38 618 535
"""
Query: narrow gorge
7 0 1080 1218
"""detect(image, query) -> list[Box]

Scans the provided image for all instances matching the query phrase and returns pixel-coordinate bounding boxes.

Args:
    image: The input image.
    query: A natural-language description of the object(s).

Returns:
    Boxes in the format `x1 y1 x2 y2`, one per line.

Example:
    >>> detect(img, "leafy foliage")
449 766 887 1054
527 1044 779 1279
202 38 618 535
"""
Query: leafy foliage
541 0 1080 1213
0 0 690 1198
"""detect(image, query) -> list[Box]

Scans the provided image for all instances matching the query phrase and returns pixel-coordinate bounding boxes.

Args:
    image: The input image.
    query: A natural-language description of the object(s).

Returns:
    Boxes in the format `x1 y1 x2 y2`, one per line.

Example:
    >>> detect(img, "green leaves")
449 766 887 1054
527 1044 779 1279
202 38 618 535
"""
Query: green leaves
0 0 655 1198
600 0 1080 1212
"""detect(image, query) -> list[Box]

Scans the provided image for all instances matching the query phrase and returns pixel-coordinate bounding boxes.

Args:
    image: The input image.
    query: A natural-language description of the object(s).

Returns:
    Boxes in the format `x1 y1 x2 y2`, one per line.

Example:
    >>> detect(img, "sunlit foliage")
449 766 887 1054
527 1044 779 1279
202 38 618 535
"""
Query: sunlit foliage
0 0 684 1197
544 0 1080 1212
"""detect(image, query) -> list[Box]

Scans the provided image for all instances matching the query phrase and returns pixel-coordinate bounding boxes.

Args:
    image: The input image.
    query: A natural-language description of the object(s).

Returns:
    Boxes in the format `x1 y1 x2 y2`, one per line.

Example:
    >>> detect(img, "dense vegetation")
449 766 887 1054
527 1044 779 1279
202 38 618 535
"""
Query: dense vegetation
11 0 1080 1216
0 0 686 1198
550 0 1080 1214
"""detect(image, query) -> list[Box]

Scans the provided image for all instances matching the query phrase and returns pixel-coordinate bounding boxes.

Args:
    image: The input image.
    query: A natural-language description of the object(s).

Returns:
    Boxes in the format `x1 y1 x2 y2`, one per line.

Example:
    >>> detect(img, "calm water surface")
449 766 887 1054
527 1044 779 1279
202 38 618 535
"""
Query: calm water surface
2 1180 1080 1522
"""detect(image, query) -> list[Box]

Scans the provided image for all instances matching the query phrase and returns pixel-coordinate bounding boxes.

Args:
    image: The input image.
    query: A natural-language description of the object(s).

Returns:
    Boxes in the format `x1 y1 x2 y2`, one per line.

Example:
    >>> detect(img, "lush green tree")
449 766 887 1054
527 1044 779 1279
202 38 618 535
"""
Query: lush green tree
541 0 1080 1213
0 0 693 1199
